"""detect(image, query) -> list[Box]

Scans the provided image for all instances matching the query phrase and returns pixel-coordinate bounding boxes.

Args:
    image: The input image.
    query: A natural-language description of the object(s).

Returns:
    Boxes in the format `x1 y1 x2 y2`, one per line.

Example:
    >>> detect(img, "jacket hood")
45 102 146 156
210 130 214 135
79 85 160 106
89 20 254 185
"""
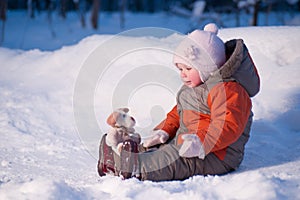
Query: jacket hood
220 39 244 78
208 39 260 97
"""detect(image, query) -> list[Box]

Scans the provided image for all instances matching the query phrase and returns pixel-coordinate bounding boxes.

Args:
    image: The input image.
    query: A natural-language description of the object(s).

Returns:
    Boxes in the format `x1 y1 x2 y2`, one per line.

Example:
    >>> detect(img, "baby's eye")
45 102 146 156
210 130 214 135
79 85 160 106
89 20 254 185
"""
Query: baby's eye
122 114 126 118
186 67 192 70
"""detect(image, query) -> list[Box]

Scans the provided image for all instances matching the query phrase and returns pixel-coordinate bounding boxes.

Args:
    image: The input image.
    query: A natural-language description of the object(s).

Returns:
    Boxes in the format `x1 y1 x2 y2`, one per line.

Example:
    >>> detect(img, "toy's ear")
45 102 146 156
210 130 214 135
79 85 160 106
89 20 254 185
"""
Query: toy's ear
106 112 117 126
118 108 129 113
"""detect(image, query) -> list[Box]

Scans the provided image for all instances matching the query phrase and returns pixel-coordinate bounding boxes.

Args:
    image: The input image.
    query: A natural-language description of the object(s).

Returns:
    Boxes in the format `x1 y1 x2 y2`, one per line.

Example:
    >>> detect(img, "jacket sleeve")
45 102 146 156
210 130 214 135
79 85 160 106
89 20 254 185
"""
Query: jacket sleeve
197 82 251 154
154 105 180 139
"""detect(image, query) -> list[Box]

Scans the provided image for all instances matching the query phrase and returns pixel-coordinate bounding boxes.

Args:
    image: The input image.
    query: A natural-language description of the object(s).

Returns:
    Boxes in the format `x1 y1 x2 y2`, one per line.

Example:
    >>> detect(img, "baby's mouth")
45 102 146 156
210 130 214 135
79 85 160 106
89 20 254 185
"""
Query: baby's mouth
184 80 191 85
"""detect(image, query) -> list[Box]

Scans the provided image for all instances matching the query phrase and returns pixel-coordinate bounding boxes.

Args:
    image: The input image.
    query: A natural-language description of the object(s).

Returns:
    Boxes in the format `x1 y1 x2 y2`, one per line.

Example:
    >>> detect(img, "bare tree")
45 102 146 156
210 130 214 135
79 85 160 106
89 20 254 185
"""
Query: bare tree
249 0 298 26
46 0 56 38
119 0 126 28
74 0 86 28
0 0 7 45
252 0 260 26
27 0 34 18
27 0 40 18
91 0 101 29
234 0 261 26
59 0 68 19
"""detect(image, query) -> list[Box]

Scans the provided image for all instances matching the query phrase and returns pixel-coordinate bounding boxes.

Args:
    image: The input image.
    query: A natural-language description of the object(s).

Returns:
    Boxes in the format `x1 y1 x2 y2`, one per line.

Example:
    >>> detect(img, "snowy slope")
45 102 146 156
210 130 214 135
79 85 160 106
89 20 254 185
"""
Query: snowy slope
0 12 300 200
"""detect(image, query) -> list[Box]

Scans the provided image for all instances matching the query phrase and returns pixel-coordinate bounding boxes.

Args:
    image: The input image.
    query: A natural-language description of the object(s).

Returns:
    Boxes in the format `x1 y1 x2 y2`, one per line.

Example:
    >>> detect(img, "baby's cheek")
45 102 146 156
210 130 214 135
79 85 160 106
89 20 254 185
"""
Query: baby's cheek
191 75 202 86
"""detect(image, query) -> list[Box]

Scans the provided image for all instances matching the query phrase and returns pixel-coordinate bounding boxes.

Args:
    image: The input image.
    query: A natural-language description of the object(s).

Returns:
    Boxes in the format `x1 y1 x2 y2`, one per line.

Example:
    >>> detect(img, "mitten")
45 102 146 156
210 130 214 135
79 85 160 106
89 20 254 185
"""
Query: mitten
143 130 169 148
178 134 205 159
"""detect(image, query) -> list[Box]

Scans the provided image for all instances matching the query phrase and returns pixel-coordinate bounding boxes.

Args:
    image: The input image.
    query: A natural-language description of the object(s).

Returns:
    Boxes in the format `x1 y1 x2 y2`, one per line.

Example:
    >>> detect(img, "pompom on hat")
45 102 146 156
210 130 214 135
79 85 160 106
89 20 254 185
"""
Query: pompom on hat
173 23 226 82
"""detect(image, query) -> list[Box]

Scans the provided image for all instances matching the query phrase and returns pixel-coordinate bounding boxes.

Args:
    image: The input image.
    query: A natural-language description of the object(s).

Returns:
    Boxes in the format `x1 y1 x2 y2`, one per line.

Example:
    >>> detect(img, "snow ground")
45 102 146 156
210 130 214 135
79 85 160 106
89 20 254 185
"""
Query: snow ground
0 10 300 200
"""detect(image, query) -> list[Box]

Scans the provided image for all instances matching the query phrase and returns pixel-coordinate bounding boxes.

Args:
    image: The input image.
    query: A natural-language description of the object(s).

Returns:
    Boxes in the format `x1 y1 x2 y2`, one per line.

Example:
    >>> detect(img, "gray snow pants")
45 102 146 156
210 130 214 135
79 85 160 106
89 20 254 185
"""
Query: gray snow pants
137 143 234 181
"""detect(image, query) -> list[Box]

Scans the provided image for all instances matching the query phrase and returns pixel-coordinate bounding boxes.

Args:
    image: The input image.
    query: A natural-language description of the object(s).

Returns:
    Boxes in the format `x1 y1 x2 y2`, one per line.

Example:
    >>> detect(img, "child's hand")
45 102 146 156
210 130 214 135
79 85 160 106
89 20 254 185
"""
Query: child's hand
143 130 169 148
179 134 205 159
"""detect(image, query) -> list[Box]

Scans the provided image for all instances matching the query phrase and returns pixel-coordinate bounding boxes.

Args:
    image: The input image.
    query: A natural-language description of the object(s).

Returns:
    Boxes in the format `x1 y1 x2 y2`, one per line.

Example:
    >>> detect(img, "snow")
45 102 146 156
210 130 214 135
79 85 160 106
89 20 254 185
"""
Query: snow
1 10 300 200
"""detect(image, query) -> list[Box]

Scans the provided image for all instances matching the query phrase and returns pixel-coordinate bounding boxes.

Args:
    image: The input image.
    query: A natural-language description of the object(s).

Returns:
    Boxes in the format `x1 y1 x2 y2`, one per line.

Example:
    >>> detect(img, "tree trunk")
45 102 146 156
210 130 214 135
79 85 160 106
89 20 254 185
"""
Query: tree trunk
47 0 56 38
252 1 260 26
120 0 126 28
74 0 86 28
0 0 7 21
91 0 101 30
27 0 34 18
60 0 68 19
0 0 7 45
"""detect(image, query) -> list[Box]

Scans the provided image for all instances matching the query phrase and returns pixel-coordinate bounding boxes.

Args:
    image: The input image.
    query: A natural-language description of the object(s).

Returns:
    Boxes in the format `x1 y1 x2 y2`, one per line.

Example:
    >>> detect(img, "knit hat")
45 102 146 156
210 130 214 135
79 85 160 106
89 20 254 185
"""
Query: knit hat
173 23 226 82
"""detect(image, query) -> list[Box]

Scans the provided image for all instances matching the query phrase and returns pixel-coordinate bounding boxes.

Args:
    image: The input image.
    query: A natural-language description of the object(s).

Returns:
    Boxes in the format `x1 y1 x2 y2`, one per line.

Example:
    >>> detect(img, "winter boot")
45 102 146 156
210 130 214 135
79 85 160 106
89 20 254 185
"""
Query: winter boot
119 139 139 179
97 134 116 176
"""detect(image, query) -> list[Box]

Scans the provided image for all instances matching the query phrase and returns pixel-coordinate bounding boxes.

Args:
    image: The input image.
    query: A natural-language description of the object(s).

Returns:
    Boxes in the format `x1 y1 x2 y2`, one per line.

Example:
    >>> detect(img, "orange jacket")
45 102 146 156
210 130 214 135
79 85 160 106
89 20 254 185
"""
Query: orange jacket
155 82 251 160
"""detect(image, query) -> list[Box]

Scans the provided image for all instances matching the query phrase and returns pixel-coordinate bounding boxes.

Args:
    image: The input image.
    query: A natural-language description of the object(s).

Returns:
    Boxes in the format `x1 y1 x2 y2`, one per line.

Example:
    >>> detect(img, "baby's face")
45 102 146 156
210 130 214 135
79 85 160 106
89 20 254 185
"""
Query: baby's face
176 63 202 88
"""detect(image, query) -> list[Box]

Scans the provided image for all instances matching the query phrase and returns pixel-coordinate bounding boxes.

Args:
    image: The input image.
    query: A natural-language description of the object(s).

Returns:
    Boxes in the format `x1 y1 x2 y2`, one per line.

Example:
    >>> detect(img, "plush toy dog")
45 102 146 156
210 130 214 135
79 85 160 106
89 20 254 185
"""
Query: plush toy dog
106 108 141 154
